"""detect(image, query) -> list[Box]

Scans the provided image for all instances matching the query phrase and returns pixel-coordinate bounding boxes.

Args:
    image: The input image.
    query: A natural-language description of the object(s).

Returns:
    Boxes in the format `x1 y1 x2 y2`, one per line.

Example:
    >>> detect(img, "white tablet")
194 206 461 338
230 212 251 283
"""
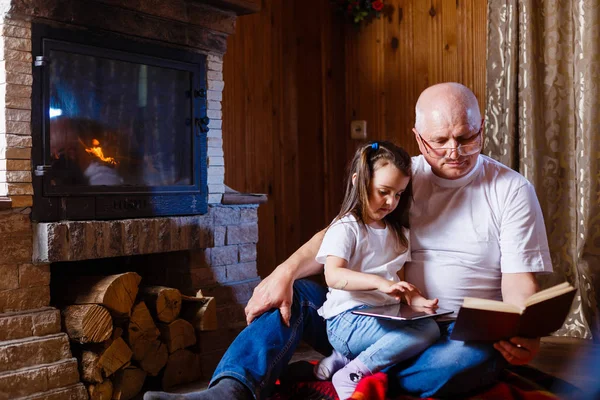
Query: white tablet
351 303 454 321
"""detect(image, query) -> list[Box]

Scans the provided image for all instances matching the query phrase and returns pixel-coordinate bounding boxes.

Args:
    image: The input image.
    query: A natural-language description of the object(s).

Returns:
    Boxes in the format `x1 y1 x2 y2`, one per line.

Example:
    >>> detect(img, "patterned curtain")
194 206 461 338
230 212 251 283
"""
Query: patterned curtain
485 0 600 342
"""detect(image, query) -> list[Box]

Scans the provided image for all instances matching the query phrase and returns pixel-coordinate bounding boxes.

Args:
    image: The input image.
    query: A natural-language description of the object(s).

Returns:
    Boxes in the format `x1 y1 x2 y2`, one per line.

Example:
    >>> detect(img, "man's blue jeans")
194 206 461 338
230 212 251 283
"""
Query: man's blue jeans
210 279 507 399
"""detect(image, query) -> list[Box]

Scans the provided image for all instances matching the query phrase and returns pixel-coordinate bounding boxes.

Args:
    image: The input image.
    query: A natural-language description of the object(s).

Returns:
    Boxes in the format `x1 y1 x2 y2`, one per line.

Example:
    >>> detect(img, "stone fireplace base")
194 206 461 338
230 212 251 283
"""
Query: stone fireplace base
0 204 260 399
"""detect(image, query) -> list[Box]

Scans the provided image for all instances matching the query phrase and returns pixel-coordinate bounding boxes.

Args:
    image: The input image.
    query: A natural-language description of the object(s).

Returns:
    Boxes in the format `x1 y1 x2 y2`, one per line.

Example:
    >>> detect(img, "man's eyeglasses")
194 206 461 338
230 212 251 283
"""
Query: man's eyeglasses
416 128 482 159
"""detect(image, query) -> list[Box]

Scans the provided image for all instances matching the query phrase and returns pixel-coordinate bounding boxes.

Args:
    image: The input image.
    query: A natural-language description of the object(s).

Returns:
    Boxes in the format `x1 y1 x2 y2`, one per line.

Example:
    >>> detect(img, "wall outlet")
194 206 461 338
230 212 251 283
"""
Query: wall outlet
351 120 367 139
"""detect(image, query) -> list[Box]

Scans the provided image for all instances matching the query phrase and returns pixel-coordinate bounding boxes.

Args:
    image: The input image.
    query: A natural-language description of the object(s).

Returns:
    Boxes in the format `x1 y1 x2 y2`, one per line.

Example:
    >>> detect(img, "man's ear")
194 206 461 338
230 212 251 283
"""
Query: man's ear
413 128 426 155
351 173 357 186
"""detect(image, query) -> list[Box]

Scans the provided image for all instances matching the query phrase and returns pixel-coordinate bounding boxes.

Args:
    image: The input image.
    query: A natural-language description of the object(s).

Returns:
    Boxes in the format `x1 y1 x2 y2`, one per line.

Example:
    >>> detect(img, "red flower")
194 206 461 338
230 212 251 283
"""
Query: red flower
372 0 384 11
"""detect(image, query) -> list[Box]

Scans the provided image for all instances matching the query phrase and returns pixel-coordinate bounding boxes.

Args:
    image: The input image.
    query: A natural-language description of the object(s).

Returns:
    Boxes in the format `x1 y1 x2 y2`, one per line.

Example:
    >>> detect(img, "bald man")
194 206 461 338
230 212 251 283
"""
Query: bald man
145 83 552 400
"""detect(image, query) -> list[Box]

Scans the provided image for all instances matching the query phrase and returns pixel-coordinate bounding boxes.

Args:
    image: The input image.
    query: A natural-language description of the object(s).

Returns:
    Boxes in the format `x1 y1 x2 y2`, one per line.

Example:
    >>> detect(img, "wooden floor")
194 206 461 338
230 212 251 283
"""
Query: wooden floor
529 336 600 395
152 336 600 398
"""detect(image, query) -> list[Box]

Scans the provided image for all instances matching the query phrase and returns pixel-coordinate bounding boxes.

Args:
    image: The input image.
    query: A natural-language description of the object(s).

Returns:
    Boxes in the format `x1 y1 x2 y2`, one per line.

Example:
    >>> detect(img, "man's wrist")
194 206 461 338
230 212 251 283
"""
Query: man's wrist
276 262 298 282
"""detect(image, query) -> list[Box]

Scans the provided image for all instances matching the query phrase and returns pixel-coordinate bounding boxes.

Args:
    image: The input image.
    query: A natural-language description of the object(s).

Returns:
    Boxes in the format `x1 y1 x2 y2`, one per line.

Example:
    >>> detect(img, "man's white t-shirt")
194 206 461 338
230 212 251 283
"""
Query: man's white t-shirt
316 214 411 319
405 155 553 315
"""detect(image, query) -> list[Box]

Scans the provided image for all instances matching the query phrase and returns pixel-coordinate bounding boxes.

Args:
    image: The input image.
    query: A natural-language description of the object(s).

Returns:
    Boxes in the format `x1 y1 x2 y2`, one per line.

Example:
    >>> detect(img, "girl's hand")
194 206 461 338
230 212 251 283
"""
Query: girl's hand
410 295 439 308
379 280 419 301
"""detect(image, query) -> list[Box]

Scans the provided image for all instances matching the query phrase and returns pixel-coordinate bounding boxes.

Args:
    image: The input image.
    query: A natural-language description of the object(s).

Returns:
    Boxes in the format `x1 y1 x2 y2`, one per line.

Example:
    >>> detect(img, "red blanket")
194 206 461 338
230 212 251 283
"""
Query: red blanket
269 364 576 400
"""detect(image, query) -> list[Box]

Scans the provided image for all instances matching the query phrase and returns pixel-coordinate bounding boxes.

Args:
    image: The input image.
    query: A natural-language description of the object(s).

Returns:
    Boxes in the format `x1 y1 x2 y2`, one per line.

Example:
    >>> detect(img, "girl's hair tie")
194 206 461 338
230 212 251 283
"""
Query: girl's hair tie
371 142 379 150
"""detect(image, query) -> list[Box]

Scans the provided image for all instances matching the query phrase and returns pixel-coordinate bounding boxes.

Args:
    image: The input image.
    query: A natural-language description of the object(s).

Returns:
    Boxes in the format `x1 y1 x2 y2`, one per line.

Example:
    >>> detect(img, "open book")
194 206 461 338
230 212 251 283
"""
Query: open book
450 282 576 342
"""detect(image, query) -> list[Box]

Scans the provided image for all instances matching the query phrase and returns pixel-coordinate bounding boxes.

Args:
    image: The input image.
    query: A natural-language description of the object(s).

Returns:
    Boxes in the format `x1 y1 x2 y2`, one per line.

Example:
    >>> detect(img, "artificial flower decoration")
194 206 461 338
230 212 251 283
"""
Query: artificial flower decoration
333 0 385 24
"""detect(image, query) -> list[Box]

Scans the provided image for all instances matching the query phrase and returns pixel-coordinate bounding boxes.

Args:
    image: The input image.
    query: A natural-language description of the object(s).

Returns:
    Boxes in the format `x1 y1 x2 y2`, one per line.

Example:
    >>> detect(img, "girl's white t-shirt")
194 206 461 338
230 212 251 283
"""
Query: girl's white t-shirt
316 214 410 319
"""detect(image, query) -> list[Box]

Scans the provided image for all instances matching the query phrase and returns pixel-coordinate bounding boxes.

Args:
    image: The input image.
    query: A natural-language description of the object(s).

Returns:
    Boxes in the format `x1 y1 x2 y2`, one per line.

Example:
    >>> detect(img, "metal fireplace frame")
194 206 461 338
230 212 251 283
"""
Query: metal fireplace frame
31 24 209 221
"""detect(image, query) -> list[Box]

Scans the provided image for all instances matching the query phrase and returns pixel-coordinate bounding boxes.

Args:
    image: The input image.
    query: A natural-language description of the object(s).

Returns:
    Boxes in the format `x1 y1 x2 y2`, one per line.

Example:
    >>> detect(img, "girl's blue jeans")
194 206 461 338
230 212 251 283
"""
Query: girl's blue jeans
326 306 440 373
210 279 507 399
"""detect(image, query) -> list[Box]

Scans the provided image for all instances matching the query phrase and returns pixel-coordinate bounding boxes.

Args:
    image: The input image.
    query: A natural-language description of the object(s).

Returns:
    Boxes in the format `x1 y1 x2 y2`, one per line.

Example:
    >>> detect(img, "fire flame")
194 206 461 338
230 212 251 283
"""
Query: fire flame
85 139 118 166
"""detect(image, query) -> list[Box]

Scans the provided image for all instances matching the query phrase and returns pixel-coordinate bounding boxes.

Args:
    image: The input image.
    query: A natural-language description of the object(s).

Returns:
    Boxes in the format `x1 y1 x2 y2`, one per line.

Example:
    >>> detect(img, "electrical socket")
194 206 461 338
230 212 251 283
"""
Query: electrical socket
351 120 367 139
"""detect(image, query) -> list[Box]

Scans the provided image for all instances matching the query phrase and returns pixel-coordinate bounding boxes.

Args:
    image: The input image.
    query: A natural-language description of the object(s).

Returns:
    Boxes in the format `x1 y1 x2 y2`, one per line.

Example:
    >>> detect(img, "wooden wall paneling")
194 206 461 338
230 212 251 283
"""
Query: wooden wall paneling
344 24 359 166
427 0 444 86
473 0 488 115
382 1 403 145
457 0 474 93
345 19 386 144
246 2 277 278
320 2 349 224
273 0 301 265
223 3 279 276
383 0 418 154
398 0 418 154
223 21 247 191
412 0 432 109
295 0 327 244
441 0 459 82
374 20 387 143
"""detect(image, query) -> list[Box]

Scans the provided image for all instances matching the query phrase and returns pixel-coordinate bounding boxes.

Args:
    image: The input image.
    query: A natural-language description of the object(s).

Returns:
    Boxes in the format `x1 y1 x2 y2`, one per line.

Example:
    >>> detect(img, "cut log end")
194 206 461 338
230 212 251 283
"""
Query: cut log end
98 337 133 378
180 296 217 332
158 319 196 354
140 339 169 376
162 349 202 389
141 286 182 323
63 304 113 343
113 366 147 400
128 301 160 361
61 272 141 317
86 380 113 400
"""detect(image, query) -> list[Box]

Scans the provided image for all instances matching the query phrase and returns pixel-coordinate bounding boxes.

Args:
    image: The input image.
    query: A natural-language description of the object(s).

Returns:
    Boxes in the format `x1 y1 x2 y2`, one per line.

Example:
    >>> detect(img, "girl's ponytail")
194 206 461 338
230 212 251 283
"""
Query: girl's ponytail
335 141 412 253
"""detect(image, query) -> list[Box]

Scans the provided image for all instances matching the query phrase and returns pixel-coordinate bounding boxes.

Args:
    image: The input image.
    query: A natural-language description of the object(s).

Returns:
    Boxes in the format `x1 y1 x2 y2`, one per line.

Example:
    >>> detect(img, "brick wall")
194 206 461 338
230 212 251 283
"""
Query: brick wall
207 55 226 204
0 208 49 313
0 16 33 206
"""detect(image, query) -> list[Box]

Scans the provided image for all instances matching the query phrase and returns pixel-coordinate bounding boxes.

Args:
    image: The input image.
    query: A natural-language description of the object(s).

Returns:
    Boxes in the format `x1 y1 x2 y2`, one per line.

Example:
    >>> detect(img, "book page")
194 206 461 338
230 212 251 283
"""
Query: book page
525 282 575 307
462 297 522 313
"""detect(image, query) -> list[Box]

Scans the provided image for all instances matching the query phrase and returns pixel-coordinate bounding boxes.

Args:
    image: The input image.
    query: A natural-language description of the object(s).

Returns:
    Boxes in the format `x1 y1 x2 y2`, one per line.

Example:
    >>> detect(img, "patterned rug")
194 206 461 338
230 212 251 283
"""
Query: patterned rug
268 362 582 400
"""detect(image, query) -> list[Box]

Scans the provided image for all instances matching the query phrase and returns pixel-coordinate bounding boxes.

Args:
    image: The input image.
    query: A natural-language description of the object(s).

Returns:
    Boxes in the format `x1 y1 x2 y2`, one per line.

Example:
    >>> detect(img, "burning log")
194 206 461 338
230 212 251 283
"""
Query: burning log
157 319 196 354
62 304 113 343
140 286 182 323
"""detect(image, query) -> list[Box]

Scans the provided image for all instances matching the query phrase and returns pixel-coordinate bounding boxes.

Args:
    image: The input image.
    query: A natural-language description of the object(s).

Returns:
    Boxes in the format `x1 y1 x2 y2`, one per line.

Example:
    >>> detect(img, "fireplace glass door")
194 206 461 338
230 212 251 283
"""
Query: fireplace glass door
32 25 208 221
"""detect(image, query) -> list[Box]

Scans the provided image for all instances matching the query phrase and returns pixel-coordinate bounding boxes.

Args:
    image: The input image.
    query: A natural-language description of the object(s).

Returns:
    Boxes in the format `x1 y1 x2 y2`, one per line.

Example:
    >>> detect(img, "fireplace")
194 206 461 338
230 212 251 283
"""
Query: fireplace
0 1 262 399
31 24 209 221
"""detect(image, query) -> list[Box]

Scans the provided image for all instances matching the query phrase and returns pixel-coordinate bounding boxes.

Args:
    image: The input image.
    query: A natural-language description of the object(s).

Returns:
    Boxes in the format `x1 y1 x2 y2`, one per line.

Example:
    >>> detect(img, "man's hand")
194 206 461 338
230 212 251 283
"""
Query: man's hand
494 336 540 365
244 266 295 326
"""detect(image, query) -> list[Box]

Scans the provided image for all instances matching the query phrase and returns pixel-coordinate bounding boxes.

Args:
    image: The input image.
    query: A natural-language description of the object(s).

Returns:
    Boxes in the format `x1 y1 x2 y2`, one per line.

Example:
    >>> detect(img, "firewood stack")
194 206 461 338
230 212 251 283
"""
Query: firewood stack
57 272 217 400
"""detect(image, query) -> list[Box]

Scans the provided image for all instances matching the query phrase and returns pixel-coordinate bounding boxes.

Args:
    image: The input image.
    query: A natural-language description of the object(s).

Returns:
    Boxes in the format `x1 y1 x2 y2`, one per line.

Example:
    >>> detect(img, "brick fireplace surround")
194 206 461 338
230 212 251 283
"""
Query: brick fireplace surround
0 1 261 398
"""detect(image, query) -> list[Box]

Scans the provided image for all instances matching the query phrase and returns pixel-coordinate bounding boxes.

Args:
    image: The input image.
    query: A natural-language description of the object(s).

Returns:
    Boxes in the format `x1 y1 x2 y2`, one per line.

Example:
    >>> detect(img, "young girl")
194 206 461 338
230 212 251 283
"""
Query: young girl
315 141 440 399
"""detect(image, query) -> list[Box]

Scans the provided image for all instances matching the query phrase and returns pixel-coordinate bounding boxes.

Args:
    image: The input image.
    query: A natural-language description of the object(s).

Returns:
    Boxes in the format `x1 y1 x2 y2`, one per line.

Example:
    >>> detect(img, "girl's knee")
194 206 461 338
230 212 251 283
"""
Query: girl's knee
421 320 441 343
